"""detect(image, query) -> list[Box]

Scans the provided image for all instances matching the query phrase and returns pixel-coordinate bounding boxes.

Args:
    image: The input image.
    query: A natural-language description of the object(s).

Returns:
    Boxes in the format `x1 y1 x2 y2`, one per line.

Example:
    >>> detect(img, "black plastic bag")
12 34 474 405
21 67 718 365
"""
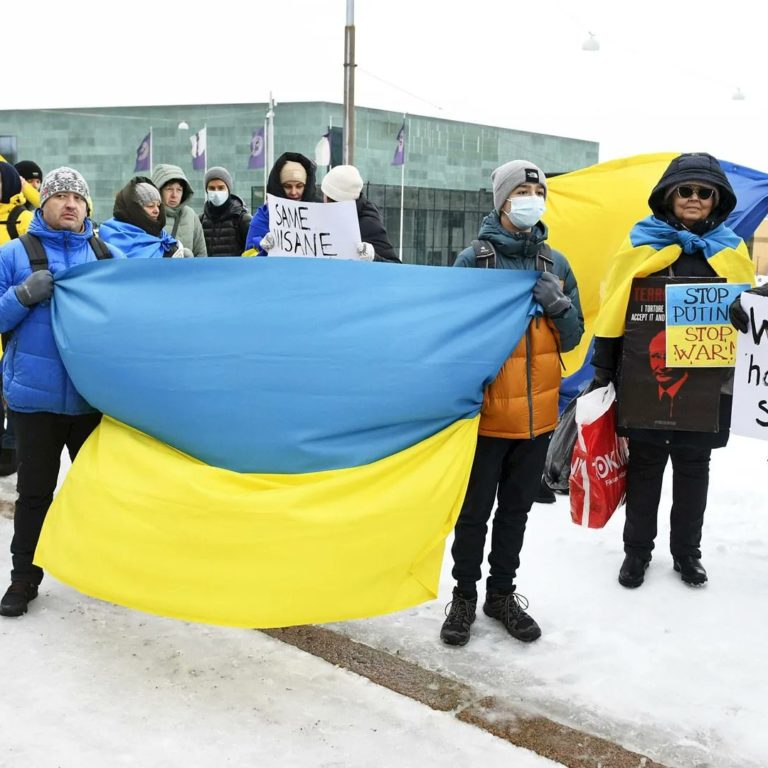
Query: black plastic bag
543 395 579 493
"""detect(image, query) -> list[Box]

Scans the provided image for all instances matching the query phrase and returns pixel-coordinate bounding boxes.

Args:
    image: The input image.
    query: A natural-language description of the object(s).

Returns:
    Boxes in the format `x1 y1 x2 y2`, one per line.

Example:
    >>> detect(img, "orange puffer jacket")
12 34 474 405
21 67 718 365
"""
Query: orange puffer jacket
479 315 561 439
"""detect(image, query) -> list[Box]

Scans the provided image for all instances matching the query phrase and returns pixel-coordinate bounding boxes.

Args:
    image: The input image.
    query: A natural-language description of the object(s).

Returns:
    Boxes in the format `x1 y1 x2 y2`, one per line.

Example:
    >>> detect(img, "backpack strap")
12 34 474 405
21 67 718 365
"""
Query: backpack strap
5 205 26 240
18 233 49 271
471 239 496 269
89 235 113 260
536 242 553 272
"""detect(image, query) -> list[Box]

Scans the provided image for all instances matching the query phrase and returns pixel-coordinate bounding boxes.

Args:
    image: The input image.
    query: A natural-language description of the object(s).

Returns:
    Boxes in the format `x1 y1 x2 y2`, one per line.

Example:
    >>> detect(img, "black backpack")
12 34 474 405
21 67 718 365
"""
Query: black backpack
0 205 27 241
1 233 113 350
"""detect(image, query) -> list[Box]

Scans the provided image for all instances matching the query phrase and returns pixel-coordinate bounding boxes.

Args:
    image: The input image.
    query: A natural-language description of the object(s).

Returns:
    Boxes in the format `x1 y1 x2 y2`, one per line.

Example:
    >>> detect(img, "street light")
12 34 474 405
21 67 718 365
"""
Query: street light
732 87 746 101
177 121 189 130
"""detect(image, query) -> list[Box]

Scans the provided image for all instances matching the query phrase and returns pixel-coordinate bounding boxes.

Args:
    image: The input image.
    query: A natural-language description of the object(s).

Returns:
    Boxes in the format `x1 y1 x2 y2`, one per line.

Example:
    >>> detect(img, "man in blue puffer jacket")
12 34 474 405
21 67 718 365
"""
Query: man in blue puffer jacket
0 167 124 617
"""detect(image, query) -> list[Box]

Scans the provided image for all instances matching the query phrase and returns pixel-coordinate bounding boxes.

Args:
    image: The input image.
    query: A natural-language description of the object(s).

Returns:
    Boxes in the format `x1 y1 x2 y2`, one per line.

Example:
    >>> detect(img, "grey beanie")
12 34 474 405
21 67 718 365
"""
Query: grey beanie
491 160 547 212
134 182 161 206
204 166 233 193
39 166 90 208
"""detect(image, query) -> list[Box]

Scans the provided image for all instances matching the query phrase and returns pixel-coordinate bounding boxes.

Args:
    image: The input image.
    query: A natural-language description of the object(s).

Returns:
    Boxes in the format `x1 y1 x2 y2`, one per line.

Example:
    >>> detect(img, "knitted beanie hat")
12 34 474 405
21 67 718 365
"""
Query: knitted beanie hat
204 166 233 192
14 160 43 182
40 167 90 208
321 165 364 202
134 182 162 206
491 160 547 212
280 161 308 185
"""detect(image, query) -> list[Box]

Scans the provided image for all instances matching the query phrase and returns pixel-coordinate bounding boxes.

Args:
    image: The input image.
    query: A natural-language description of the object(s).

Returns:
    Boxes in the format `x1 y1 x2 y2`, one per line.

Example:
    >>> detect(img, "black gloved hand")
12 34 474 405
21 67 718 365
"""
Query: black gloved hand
730 283 768 333
533 272 571 317
729 296 749 333
15 270 53 307
585 367 613 392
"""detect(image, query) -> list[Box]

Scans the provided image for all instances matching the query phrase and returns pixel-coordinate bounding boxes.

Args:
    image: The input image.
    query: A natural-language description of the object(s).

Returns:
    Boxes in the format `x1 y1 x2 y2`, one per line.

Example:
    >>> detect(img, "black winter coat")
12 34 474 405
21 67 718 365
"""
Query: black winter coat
200 194 252 256
356 196 399 263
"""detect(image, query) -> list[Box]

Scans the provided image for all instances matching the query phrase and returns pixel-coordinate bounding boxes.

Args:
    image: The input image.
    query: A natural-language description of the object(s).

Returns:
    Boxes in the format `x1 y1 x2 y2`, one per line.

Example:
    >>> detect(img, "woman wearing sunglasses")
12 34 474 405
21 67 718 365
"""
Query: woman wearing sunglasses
590 153 755 589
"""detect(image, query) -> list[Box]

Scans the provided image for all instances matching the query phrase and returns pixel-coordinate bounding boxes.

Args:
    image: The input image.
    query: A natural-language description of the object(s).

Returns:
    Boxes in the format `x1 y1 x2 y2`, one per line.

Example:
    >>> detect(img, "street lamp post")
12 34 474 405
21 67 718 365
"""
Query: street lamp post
343 0 355 165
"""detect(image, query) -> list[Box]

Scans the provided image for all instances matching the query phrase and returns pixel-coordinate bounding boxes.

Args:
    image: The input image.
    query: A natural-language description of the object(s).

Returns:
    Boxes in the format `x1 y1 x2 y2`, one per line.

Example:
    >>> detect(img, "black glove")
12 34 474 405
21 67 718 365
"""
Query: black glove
730 283 768 333
533 272 571 317
585 366 613 392
15 270 53 307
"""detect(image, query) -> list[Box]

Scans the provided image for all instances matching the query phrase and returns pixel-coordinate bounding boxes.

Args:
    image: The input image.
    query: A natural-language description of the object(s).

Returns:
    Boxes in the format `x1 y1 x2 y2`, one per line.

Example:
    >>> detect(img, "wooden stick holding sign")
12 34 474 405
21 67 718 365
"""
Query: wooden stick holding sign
732 292 768 440
267 194 362 259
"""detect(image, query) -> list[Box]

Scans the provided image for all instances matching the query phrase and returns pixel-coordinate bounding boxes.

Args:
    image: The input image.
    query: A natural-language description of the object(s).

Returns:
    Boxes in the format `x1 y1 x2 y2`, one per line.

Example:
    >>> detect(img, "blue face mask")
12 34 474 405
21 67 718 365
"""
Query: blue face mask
505 195 546 230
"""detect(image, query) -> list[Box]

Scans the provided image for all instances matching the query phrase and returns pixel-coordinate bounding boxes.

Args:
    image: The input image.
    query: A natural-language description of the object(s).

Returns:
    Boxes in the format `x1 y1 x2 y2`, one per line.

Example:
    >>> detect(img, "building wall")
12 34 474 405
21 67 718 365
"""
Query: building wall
1 101 596 211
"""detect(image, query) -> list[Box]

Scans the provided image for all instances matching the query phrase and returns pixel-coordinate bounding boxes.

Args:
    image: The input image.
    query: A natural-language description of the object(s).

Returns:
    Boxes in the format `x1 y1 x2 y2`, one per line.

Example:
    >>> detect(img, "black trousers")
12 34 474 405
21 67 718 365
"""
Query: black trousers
623 438 711 560
451 433 550 596
9 410 102 585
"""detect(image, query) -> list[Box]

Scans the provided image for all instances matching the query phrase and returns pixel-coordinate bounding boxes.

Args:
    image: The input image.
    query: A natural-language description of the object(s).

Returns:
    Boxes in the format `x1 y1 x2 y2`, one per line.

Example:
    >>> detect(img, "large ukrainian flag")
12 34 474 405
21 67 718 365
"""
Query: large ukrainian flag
36 257 538 628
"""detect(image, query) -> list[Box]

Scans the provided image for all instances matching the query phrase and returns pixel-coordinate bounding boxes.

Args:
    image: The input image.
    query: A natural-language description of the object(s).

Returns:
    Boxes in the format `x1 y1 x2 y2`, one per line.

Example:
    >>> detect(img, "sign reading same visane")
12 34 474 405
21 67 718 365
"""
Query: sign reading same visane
267 195 362 260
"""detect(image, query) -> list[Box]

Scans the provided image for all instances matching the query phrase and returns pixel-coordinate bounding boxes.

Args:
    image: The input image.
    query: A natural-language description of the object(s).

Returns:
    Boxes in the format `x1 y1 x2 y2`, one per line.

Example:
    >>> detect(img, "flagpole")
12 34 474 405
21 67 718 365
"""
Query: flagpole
204 123 208 175
398 114 406 260
149 126 153 173
266 93 275 175
263 118 268 203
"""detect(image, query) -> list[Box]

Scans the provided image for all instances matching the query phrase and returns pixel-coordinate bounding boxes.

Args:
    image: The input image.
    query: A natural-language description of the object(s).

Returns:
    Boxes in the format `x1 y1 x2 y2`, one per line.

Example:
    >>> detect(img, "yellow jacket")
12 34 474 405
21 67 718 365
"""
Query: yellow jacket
0 191 34 245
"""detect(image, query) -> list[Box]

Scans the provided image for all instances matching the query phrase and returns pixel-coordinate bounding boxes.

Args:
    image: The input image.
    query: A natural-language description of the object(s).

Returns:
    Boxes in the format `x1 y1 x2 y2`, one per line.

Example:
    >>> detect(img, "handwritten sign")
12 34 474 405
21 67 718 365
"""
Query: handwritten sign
267 195 362 259
665 283 750 367
732 293 768 440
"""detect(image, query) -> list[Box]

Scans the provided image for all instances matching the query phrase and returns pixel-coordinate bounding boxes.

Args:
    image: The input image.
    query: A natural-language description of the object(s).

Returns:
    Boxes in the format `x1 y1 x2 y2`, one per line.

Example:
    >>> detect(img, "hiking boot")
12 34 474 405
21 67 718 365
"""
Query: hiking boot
0 448 17 477
534 477 556 504
0 581 38 617
440 587 477 646
483 589 541 642
673 556 707 586
618 554 650 588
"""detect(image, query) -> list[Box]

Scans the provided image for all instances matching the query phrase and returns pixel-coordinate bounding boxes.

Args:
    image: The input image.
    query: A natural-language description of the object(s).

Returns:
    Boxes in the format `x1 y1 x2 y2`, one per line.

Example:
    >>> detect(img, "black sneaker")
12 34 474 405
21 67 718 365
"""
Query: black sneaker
618 554 650 588
673 556 707 586
440 588 477 646
0 581 38 617
483 589 541 642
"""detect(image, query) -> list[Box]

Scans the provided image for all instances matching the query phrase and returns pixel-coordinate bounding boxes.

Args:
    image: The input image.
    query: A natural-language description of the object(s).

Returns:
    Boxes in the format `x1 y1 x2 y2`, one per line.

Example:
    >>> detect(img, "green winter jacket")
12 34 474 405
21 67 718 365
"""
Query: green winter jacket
151 164 207 256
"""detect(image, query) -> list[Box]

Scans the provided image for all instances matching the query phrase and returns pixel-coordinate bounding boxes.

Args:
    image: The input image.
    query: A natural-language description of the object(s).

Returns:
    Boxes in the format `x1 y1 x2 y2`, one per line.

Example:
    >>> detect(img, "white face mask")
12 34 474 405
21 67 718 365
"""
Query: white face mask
207 190 228 207
505 195 546 230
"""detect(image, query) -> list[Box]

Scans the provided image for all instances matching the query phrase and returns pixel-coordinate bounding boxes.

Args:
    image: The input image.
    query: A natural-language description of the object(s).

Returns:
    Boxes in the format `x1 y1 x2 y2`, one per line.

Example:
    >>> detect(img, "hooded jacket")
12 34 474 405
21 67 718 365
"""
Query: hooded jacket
99 177 180 259
0 162 33 244
151 164 207 256
245 152 318 253
454 213 583 439
0 209 125 414
591 152 755 448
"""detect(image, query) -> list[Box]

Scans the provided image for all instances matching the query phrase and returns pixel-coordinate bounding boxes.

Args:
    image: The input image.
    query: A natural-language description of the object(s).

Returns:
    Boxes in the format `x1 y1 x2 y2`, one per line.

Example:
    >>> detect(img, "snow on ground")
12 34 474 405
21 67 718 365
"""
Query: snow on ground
1 433 766 767
329 434 768 768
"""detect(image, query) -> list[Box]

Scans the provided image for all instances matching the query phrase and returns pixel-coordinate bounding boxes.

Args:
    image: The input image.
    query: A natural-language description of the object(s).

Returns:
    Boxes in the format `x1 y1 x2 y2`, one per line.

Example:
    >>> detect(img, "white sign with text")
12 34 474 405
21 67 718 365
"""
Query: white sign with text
267 195 362 259
732 293 768 440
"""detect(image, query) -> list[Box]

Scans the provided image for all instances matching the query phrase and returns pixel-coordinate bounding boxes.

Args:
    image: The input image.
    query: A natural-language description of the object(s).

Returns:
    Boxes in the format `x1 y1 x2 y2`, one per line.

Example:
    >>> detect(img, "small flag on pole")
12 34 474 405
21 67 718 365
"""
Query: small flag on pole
248 127 265 170
392 122 406 166
134 132 151 172
191 127 207 171
315 131 331 167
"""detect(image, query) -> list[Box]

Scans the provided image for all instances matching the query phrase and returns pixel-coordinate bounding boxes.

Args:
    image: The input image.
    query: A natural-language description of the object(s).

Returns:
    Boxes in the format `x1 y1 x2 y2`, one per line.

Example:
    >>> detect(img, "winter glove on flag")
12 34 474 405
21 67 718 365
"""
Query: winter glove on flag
16 270 53 306
533 271 570 317
357 242 375 262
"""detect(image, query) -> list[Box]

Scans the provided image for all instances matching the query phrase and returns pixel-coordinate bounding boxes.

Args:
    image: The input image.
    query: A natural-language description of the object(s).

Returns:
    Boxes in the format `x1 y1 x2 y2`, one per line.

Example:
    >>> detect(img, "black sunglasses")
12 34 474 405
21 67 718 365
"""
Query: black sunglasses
675 185 716 201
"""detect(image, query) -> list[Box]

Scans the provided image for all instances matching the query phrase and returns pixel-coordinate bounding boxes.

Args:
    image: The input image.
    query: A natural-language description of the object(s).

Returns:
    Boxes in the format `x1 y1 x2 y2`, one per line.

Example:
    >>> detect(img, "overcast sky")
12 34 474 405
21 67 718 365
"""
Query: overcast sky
11 0 768 169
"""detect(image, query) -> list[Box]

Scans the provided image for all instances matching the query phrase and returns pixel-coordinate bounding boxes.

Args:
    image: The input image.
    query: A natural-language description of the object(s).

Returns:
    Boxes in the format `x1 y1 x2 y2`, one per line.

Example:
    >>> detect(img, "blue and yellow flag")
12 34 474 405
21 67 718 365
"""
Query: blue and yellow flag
545 153 768 375
36 258 538 628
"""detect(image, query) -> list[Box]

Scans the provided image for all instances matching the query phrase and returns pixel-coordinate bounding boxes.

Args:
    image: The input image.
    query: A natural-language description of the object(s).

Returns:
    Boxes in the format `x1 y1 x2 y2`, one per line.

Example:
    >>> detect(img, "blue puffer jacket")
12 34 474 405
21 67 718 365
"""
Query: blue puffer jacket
0 209 124 414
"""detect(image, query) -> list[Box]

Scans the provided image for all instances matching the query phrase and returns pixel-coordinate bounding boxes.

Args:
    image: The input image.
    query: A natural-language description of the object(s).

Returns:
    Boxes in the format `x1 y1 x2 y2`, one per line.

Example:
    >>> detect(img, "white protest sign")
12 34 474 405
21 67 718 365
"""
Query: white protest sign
267 194 362 259
732 292 768 440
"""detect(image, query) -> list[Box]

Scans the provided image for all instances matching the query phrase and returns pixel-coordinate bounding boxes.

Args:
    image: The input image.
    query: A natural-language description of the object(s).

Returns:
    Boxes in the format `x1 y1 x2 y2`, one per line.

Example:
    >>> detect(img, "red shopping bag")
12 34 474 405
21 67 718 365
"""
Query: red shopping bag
569 383 628 529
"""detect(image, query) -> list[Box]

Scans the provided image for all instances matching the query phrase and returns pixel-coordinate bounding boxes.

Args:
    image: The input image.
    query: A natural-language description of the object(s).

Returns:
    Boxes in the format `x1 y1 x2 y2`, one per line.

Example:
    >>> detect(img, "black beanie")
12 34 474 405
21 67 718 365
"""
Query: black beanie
14 160 43 182
0 162 22 203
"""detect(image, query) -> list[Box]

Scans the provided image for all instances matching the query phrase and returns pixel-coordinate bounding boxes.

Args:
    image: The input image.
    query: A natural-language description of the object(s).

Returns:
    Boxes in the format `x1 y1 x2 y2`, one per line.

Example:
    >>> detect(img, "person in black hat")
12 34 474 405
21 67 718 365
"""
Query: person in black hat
591 153 755 590
14 160 44 210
